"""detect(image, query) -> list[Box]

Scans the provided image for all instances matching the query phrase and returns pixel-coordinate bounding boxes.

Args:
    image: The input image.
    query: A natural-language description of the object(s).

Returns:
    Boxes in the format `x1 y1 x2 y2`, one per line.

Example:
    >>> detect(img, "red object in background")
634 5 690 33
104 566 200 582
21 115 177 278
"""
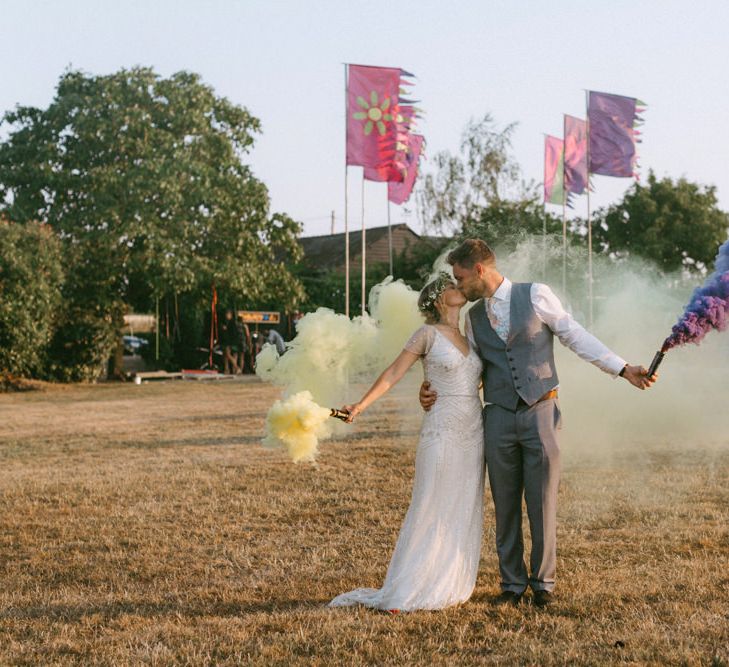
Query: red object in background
209 284 218 369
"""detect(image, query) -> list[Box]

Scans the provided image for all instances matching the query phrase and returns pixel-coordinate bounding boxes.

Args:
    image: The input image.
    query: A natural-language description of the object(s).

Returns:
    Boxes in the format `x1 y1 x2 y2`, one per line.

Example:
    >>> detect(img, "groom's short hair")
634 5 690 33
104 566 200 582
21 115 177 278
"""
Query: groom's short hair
447 239 495 268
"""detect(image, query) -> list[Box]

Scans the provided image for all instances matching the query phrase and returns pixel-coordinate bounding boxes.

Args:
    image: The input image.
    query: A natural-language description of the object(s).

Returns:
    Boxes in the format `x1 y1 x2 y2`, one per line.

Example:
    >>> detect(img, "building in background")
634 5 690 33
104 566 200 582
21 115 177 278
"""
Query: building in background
297 223 438 272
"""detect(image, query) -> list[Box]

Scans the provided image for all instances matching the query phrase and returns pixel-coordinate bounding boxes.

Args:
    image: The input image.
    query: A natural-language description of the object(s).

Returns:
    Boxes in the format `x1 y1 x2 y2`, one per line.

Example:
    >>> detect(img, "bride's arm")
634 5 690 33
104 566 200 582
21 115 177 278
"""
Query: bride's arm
341 349 420 422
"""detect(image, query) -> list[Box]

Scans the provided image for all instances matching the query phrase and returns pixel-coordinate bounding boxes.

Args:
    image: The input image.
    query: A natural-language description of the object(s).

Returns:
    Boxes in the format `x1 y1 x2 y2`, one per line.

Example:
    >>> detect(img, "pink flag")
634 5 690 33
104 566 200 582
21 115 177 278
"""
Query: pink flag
388 134 424 205
347 65 401 170
543 135 565 205
564 115 588 195
363 104 416 183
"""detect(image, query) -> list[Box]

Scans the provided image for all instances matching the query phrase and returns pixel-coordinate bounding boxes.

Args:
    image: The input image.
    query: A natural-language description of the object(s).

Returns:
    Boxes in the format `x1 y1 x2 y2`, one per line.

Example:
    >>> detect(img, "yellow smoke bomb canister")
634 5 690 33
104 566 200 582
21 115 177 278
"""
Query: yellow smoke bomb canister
329 408 351 422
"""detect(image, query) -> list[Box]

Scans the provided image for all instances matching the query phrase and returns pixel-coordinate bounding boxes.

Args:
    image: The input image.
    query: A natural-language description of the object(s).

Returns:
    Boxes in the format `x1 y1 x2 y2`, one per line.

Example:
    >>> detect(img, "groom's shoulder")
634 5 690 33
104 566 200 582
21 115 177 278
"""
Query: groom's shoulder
467 298 484 321
469 297 485 310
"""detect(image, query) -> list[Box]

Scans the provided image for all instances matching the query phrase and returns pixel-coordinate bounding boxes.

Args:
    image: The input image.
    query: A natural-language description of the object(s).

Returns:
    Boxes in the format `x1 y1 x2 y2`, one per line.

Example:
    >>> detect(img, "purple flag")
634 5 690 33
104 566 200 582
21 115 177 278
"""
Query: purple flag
588 91 643 178
564 115 588 195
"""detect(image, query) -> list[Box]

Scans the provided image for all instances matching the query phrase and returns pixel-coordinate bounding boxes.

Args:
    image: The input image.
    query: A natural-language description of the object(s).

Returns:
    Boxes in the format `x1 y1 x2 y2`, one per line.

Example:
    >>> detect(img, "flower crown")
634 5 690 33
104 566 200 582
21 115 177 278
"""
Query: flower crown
419 271 454 316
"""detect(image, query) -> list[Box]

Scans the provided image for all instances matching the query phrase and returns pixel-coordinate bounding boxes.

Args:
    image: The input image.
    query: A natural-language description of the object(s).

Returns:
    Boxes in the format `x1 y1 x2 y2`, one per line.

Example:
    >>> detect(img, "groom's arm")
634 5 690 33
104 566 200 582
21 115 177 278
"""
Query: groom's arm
531 284 655 389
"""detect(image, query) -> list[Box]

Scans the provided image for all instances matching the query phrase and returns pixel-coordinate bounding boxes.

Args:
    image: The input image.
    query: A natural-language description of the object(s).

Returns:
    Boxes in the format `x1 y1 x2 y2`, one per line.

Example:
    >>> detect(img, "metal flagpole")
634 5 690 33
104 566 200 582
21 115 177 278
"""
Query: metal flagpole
361 175 366 316
387 199 393 276
585 90 594 328
562 199 567 298
343 65 351 401
344 65 350 319
561 115 568 299
542 202 548 282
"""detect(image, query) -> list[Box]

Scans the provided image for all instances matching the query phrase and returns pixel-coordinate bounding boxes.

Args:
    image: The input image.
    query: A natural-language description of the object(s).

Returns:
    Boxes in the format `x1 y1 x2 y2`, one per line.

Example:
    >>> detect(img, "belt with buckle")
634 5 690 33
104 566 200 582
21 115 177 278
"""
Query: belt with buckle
516 389 558 409
538 389 558 403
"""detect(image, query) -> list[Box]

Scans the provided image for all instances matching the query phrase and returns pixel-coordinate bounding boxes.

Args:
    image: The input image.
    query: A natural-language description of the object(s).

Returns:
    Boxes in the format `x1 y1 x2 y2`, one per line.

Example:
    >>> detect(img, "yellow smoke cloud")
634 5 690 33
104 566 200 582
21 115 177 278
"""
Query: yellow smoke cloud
256 277 427 461
263 390 332 463
257 277 424 408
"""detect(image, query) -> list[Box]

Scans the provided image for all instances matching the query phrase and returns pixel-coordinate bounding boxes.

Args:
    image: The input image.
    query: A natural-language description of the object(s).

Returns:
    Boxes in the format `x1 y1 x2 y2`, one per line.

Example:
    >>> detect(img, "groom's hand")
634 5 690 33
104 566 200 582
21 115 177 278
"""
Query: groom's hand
419 381 438 411
622 364 657 390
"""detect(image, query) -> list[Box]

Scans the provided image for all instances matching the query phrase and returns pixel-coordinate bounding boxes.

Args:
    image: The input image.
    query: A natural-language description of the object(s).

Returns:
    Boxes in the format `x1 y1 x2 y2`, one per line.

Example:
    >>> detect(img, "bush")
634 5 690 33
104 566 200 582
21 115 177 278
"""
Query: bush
47 300 123 382
139 332 176 371
0 221 64 378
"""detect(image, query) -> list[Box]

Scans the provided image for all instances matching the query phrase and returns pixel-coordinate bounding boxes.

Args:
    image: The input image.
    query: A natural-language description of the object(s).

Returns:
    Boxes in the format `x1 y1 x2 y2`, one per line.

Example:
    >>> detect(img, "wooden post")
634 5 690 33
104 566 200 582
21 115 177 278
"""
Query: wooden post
344 64 350 318
387 199 393 276
155 297 159 361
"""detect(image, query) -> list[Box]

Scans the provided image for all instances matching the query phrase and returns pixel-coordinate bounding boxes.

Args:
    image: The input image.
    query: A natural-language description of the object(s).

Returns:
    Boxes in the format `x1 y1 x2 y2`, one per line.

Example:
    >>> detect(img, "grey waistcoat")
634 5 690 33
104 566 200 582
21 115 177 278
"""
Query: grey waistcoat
469 282 558 410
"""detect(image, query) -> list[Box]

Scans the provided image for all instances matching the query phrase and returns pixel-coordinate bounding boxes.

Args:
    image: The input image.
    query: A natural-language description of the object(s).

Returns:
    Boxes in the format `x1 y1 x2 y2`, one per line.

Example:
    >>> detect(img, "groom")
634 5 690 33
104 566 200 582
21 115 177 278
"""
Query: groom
420 239 655 607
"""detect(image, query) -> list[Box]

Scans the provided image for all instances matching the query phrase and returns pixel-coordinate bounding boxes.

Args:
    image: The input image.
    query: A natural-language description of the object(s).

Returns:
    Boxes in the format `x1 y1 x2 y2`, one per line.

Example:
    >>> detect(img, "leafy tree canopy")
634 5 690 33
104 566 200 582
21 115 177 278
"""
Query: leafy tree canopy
0 67 304 379
0 220 64 378
0 66 303 309
460 198 564 252
418 114 528 234
592 171 729 274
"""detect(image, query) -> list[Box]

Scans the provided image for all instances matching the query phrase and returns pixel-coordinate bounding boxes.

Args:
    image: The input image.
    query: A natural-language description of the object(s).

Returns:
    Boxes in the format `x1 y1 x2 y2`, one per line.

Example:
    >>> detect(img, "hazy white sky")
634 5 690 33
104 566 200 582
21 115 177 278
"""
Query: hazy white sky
2 1 729 238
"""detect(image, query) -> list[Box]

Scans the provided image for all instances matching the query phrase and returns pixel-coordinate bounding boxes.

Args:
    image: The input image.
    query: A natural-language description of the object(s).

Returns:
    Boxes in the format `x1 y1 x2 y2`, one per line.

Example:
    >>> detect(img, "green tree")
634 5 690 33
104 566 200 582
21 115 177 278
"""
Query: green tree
0 220 64 378
0 67 303 379
460 197 565 252
418 114 526 234
592 172 729 273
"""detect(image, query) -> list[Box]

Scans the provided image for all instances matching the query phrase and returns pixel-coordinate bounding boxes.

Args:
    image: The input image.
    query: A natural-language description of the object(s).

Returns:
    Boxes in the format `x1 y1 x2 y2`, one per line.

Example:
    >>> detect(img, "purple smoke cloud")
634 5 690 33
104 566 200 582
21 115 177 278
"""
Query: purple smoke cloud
663 239 729 351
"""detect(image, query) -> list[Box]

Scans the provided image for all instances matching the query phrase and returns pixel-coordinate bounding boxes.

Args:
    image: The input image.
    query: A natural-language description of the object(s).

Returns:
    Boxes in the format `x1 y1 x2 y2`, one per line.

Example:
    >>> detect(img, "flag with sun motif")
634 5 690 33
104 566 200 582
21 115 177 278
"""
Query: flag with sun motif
346 64 404 171
363 104 416 182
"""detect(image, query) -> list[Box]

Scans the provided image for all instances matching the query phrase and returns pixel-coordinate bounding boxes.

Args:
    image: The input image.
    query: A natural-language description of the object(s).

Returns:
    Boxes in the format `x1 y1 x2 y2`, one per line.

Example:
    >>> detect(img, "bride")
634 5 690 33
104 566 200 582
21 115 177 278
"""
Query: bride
329 273 485 612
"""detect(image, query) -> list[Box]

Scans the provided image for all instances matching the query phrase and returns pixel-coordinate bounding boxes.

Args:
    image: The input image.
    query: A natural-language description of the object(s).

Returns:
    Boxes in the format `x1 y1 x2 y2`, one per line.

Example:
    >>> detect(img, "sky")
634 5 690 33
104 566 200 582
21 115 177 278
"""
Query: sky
2 0 729 239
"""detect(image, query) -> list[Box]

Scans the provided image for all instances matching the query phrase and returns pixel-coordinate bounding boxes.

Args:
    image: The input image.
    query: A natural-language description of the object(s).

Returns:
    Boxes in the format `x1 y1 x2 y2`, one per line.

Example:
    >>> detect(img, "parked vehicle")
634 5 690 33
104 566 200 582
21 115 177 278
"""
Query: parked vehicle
123 335 149 355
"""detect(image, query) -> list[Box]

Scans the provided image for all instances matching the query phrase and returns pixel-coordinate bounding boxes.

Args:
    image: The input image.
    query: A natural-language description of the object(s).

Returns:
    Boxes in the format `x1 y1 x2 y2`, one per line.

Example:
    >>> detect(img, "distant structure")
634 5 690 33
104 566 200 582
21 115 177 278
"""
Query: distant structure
298 223 441 272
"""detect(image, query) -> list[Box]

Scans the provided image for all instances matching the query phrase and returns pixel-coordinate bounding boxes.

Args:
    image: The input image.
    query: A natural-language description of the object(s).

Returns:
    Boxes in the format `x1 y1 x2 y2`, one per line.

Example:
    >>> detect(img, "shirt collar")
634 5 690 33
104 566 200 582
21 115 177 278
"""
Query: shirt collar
490 277 512 302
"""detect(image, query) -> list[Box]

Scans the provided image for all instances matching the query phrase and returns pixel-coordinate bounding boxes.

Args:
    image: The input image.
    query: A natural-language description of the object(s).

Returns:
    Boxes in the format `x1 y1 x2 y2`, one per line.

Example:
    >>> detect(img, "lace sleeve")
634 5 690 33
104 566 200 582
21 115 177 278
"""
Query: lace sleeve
404 325 434 357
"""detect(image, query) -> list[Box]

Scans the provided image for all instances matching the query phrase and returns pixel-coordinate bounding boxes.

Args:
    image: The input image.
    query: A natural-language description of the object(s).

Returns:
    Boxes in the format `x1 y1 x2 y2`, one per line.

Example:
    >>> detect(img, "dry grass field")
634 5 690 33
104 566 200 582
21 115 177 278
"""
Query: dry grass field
0 379 727 666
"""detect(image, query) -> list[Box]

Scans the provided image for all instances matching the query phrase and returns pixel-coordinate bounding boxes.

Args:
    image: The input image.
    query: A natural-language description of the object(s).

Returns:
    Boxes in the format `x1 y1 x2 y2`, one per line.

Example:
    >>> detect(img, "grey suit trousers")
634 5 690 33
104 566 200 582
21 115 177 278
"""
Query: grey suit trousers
484 398 561 594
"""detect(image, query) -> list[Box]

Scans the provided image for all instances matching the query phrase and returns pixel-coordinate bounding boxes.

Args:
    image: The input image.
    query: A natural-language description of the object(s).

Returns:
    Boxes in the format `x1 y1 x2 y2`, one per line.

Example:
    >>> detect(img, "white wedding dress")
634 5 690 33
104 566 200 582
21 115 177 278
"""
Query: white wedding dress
329 325 485 611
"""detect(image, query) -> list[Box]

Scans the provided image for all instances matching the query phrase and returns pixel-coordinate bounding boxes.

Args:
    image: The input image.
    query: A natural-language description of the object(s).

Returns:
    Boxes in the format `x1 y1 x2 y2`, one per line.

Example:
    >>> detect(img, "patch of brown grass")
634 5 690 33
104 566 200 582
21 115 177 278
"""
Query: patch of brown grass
0 380 727 665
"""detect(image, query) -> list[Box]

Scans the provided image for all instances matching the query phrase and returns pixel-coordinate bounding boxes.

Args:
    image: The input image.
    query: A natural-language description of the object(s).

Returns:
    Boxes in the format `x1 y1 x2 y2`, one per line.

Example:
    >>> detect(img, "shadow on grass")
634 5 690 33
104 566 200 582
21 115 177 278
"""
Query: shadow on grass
166 412 266 423
0 598 329 622
331 430 420 443
119 435 263 449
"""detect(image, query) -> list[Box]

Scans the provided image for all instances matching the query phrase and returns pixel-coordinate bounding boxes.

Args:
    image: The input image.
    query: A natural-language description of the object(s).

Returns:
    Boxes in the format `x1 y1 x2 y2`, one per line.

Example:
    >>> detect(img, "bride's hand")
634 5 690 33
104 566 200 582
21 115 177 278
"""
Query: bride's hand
341 403 362 423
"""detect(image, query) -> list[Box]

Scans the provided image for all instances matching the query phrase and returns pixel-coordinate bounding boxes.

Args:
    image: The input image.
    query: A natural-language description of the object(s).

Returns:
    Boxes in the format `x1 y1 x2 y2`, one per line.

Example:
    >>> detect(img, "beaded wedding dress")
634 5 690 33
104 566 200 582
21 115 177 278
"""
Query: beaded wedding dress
329 325 485 611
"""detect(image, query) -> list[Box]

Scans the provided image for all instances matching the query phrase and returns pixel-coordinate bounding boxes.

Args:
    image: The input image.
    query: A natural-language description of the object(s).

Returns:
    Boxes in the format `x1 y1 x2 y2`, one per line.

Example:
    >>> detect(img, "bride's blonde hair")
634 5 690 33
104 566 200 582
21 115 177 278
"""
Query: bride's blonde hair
418 272 455 324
